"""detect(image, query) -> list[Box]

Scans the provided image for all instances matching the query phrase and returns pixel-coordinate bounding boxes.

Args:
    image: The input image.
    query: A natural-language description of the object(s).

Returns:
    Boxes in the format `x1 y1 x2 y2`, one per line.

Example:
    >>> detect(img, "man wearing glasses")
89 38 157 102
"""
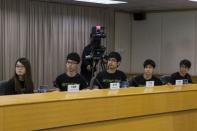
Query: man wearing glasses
55 52 88 91
93 51 127 89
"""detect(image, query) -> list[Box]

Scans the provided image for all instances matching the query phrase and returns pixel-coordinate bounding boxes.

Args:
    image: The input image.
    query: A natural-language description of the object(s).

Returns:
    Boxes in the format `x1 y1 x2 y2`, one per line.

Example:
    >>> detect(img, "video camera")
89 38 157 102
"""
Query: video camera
87 25 106 61
90 25 106 39
81 25 108 81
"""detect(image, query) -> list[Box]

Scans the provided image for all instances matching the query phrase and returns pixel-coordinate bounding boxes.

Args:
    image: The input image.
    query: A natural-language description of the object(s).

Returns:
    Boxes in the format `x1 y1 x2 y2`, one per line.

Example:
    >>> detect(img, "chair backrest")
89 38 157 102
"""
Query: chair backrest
160 75 171 85
0 80 7 95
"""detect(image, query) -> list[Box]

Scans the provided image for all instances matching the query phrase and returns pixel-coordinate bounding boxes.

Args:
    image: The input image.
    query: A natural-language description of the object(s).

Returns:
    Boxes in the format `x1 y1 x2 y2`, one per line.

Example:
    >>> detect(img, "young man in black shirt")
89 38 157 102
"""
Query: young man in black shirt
93 51 127 89
170 59 192 85
130 59 162 87
55 52 88 91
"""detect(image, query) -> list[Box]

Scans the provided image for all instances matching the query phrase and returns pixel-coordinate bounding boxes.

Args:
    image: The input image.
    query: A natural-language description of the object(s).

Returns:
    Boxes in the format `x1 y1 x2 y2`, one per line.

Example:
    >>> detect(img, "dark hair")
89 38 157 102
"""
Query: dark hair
108 51 121 62
180 59 191 69
143 59 156 68
67 52 80 64
12 58 34 93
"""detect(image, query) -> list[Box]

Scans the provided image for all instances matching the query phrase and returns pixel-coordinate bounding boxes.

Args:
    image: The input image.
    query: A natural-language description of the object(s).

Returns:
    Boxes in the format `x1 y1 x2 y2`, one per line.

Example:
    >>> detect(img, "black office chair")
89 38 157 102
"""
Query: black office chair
160 75 171 85
0 80 7 95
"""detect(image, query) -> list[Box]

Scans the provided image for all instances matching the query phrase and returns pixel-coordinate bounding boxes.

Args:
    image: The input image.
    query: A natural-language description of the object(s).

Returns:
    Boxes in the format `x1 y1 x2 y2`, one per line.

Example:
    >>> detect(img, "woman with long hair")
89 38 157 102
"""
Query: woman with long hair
5 58 34 95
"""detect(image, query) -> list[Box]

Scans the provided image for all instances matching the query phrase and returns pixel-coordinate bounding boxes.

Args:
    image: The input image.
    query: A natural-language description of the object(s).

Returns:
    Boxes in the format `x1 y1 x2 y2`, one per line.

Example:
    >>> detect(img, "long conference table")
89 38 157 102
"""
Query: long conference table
0 84 197 131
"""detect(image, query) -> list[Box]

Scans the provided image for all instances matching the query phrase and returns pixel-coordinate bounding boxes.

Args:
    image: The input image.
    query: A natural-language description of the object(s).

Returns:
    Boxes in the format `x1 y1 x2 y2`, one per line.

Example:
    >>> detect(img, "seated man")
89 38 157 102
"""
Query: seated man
55 52 88 91
170 59 192 85
93 51 127 89
130 59 162 87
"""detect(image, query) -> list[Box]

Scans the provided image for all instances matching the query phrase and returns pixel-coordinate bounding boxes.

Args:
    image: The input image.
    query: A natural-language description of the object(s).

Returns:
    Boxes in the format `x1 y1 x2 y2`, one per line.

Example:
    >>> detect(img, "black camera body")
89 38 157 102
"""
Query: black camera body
90 25 106 39
88 25 106 60
81 25 107 84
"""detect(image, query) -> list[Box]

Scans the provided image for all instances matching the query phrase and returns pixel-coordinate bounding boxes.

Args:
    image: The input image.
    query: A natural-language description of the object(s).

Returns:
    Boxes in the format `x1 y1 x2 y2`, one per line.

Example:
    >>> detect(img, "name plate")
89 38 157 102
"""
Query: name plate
183 79 188 84
110 83 120 90
175 80 183 86
146 81 155 87
67 84 80 92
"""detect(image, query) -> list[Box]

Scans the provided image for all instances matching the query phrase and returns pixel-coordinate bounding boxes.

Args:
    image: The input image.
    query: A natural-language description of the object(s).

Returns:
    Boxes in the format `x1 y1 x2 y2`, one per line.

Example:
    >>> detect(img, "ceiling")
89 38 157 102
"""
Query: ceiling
37 0 197 12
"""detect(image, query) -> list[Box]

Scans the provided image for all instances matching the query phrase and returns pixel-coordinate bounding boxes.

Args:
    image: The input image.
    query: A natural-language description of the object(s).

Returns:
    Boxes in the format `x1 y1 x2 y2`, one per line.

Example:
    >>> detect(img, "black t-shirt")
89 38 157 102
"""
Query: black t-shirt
93 70 127 89
5 79 33 95
170 72 192 85
55 73 88 91
130 74 162 87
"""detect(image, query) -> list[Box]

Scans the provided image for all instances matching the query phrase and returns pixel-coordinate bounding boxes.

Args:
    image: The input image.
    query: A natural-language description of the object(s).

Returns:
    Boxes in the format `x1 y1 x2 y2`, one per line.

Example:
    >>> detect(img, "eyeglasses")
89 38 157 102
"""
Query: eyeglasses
66 60 78 65
108 58 117 62
180 65 189 69
16 65 25 68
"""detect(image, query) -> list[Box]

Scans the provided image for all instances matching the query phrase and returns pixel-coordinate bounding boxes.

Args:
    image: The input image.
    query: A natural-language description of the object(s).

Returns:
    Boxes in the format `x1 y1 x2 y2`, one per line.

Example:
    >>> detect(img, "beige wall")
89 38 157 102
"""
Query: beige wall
115 12 131 73
131 11 196 75
115 11 197 75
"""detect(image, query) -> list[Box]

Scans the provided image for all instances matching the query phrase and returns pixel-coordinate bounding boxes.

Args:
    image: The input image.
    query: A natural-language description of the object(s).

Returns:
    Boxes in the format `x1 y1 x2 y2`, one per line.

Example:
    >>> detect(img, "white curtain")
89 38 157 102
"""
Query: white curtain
0 0 115 88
